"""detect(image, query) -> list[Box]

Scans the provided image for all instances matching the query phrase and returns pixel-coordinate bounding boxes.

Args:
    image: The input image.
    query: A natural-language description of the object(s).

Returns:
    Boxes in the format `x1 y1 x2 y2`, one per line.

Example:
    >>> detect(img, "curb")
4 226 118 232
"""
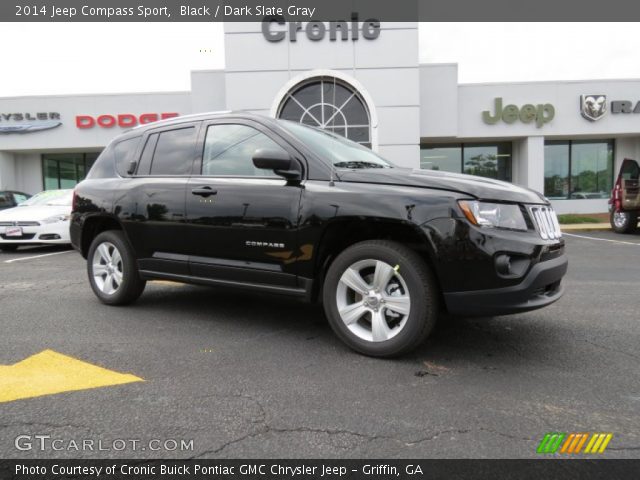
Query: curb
561 223 610 232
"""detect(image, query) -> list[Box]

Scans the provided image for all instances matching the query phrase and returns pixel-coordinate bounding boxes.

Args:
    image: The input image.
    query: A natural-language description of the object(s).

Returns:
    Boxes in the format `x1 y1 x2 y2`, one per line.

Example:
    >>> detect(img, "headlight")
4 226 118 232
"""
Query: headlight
458 200 527 231
41 214 70 224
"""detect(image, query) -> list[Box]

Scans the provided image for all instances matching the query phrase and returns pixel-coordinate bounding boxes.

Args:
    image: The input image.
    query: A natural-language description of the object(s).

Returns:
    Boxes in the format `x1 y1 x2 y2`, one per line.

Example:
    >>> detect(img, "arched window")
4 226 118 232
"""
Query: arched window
277 77 372 148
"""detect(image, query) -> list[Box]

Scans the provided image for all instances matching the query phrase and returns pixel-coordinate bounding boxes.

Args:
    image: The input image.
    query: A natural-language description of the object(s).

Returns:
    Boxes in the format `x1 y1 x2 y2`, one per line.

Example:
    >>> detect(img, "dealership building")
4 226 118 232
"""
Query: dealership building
2 22 640 213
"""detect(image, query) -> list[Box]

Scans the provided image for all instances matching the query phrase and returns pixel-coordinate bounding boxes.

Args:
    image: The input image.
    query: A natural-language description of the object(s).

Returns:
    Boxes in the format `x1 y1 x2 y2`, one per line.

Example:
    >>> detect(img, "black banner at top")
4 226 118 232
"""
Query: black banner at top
4 0 640 21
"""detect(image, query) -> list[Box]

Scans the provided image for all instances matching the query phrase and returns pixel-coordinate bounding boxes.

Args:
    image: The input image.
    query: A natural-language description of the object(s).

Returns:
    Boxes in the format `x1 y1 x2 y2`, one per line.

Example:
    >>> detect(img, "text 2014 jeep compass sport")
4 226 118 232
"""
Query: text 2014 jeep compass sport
71 113 567 357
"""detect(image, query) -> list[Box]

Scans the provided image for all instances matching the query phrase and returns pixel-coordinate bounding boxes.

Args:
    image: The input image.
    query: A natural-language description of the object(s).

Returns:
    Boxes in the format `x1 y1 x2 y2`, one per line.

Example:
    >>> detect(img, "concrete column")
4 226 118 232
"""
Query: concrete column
516 136 545 194
0 152 16 190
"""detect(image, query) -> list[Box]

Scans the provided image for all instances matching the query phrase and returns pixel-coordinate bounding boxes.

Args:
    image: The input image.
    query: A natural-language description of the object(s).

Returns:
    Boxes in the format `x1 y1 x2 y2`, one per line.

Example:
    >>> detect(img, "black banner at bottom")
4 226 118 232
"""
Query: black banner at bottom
1 459 639 480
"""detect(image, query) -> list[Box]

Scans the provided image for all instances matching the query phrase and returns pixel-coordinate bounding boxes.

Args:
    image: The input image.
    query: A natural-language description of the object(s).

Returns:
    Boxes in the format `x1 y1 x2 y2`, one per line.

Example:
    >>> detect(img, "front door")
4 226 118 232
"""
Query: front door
619 159 640 209
184 121 304 289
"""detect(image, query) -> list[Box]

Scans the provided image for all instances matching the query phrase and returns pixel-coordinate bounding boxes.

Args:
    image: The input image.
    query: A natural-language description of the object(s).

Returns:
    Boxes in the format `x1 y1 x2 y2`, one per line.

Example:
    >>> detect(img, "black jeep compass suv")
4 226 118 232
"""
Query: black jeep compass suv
71 112 567 357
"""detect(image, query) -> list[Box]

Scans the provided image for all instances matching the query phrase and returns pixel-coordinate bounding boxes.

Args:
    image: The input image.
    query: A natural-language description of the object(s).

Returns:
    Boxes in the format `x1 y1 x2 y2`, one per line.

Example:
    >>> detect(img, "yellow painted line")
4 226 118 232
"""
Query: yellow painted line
0 350 143 403
149 280 184 286
598 433 613 453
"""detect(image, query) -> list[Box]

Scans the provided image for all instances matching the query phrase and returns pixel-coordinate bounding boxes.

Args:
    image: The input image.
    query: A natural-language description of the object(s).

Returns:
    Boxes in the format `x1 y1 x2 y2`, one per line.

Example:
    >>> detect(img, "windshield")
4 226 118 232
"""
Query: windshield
20 189 73 207
280 121 393 170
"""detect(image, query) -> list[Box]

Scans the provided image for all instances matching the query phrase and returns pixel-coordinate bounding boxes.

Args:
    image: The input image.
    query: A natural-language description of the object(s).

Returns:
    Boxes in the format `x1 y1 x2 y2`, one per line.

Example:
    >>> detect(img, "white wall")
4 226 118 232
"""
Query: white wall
223 22 421 168
0 152 15 190
14 153 42 195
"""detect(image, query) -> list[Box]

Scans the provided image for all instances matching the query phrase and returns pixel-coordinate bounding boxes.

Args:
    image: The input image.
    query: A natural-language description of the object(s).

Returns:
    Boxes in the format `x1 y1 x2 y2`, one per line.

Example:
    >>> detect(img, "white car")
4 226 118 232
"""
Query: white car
0 189 73 251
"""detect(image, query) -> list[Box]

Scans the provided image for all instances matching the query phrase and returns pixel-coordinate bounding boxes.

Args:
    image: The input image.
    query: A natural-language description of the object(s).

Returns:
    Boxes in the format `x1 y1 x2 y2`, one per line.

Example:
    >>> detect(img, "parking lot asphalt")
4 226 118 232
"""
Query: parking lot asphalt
0 232 639 459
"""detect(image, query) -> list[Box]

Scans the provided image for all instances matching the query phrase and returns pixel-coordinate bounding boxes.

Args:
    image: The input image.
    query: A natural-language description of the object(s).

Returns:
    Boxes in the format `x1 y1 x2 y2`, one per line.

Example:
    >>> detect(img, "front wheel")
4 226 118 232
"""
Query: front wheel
610 210 638 234
87 230 146 305
322 240 438 358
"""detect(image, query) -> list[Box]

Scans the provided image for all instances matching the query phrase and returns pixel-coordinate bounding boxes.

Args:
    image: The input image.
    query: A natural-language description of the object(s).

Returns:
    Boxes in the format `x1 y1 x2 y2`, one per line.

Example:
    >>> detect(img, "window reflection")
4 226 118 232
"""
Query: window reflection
42 152 100 190
420 142 512 182
544 140 613 199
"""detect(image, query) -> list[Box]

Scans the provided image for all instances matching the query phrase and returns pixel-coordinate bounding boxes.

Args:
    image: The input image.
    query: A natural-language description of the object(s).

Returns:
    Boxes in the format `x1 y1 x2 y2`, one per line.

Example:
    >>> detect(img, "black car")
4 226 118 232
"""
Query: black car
70 113 567 357
0 190 31 210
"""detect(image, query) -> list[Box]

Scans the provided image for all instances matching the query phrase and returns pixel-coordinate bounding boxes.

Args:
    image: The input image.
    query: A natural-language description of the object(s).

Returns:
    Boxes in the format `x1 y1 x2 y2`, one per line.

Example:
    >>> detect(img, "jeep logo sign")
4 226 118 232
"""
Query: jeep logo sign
262 14 381 42
482 97 555 128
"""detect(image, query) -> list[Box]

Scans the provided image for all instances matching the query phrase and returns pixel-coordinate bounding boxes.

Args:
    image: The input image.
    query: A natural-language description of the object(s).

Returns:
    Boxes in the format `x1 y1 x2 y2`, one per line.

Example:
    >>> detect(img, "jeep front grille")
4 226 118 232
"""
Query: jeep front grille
529 206 562 240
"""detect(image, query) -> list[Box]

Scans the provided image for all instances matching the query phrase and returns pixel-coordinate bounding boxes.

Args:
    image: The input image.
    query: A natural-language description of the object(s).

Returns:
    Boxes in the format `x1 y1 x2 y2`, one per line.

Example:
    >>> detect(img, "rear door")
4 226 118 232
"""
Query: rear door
117 122 201 275
618 159 640 210
184 120 304 289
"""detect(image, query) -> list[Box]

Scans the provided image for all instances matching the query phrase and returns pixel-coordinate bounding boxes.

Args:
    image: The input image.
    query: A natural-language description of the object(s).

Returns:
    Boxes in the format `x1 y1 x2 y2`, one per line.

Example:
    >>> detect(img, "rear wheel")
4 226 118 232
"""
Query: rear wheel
87 230 146 305
0 245 18 252
611 210 638 234
322 240 438 358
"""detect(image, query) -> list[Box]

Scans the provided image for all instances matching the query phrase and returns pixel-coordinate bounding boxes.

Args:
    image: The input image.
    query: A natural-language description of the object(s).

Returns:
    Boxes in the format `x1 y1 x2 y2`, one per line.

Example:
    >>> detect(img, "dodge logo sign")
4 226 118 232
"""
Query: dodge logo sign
581 95 607 121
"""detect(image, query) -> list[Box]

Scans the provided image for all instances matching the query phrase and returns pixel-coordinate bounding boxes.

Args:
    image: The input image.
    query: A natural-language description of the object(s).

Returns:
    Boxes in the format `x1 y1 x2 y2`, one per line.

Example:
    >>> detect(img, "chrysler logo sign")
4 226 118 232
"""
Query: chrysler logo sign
580 95 607 121
0 112 62 134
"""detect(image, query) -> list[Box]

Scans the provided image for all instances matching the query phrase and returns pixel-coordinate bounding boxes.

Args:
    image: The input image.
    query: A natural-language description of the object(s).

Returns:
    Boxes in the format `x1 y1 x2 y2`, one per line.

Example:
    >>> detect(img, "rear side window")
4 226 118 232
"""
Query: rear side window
13 193 29 204
149 127 196 176
86 144 116 179
114 137 142 177
620 159 640 180
136 133 159 176
0 193 12 208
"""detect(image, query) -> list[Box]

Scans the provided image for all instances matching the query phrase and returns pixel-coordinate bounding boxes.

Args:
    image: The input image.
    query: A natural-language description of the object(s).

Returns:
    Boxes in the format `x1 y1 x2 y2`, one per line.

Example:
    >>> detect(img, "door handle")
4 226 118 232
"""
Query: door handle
191 186 217 197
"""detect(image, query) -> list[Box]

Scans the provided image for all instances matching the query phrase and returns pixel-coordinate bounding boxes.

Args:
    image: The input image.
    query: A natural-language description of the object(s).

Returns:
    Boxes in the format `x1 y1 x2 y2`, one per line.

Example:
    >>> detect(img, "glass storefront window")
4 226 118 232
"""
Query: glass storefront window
463 143 512 181
420 145 461 172
544 142 570 200
544 140 613 200
420 142 513 182
42 152 100 190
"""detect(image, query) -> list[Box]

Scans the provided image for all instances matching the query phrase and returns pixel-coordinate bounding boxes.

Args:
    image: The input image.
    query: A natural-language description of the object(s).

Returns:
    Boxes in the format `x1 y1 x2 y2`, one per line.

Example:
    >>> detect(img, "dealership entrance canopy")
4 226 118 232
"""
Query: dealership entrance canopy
2 22 640 213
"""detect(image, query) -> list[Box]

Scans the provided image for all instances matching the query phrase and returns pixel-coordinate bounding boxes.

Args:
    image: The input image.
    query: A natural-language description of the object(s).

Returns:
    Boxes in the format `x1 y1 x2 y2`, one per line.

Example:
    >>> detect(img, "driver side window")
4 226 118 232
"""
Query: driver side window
202 124 286 177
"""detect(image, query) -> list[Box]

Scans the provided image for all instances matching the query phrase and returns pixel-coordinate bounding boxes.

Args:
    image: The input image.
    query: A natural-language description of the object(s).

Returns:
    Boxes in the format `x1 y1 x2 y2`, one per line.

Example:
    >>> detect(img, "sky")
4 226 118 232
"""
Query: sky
2 22 640 96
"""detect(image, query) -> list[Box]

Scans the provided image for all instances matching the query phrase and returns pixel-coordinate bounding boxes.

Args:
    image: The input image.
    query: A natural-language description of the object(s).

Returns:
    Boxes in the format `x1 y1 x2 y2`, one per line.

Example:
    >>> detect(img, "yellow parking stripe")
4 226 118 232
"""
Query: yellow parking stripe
0 350 143 403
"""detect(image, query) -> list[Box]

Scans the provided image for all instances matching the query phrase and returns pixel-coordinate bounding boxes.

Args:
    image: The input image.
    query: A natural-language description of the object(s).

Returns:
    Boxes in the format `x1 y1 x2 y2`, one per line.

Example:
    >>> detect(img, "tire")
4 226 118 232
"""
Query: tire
0 245 18 252
322 240 438 358
87 230 146 305
610 210 638 234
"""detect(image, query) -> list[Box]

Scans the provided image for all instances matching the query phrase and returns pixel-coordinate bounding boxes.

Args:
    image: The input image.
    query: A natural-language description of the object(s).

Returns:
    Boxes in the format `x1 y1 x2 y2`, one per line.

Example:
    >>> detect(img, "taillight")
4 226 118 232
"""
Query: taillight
612 177 622 211
72 189 78 211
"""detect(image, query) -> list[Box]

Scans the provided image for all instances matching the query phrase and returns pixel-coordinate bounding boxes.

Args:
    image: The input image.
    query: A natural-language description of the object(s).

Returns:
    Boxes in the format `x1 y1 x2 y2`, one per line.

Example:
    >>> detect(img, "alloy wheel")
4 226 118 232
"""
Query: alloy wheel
335 259 411 342
613 211 629 229
92 241 123 295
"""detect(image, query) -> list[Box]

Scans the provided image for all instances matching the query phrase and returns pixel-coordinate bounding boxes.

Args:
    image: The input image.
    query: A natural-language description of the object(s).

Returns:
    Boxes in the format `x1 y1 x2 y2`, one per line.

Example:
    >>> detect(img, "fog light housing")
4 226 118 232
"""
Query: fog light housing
495 254 530 278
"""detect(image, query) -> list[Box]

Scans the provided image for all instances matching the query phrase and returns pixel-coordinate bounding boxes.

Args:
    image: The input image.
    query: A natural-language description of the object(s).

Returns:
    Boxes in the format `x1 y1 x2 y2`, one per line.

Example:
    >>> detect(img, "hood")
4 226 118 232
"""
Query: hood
337 168 548 204
0 205 71 222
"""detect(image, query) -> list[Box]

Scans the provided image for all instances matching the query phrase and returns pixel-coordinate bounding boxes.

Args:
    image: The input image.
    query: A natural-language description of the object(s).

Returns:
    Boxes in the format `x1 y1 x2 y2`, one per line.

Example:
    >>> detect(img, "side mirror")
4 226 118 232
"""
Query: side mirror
126 161 137 175
252 148 300 180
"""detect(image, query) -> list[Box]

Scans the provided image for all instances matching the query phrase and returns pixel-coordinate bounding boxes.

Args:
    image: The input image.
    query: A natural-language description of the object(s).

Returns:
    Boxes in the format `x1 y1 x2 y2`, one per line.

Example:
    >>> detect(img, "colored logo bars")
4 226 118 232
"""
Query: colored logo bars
537 432 613 454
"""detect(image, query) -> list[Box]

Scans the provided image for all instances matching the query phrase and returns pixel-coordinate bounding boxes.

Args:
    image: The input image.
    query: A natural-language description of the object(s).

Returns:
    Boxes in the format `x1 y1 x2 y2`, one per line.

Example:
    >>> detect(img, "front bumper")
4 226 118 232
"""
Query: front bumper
0 222 71 245
443 253 568 316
